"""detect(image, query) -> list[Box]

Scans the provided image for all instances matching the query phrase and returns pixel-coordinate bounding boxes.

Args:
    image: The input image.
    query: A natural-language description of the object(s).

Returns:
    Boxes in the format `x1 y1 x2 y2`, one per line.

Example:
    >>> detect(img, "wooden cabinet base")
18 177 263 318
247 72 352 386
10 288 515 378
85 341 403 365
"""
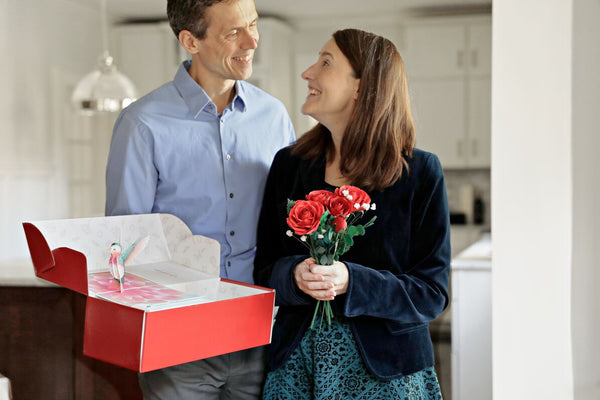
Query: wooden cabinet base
0 287 142 400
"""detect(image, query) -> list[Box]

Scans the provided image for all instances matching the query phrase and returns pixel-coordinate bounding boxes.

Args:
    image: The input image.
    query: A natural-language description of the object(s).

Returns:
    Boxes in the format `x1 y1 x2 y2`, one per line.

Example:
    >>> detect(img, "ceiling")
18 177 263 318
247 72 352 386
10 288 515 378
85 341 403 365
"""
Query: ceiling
94 0 491 23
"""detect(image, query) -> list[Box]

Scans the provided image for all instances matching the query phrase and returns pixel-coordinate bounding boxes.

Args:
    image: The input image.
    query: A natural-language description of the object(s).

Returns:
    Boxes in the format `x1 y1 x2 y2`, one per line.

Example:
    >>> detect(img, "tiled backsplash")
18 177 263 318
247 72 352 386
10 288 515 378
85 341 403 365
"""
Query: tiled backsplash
444 169 491 227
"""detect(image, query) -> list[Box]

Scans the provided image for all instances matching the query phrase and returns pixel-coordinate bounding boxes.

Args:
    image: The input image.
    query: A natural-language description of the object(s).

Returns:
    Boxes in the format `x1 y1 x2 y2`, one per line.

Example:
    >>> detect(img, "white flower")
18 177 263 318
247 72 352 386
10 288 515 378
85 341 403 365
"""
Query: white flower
362 203 370 210
317 234 324 239
342 189 350 196
300 235 307 242
354 203 360 209
286 230 293 237
371 203 377 210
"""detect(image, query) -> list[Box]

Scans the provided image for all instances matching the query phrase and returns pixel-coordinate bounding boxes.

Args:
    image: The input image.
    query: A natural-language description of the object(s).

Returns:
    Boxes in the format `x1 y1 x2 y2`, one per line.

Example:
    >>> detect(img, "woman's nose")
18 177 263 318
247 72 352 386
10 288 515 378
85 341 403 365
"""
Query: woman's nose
301 64 315 81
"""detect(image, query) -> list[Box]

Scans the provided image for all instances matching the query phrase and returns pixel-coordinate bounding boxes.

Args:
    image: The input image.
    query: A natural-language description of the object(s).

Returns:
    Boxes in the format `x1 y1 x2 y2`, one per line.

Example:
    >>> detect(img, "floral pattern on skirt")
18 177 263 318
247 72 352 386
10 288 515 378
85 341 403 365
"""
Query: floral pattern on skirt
263 315 443 400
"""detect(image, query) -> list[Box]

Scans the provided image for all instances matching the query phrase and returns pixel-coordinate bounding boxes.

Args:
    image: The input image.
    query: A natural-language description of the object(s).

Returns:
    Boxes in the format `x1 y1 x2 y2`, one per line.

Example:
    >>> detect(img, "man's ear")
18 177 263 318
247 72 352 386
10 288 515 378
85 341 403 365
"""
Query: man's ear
179 30 200 54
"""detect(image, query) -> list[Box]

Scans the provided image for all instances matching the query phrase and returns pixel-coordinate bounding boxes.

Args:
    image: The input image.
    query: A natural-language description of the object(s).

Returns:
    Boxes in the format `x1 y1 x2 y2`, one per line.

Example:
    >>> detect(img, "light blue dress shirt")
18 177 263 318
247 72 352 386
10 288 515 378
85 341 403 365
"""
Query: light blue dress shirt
106 60 295 284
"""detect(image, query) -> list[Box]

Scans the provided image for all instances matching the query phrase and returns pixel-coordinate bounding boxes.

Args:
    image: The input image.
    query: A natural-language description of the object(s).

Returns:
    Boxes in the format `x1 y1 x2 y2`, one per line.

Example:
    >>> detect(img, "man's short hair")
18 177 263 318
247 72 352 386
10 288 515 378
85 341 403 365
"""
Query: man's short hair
167 0 228 39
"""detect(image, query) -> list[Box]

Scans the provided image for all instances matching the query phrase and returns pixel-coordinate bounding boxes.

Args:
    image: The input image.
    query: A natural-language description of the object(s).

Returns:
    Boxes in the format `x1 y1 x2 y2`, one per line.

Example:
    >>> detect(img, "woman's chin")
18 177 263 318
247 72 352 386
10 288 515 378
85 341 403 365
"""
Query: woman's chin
301 105 316 119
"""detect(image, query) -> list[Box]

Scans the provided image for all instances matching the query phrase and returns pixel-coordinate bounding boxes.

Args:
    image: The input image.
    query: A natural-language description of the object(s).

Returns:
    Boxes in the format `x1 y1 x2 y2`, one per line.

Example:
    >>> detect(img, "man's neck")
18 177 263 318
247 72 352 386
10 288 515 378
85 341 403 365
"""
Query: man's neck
187 59 236 114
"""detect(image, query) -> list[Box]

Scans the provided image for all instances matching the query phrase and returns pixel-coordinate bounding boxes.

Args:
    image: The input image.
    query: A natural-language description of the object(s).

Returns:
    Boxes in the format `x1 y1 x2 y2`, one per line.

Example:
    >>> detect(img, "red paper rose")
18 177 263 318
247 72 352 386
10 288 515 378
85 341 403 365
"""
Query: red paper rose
335 185 371 211
331 216 347 233
306 190 334 205
327 194 355 217
286 200 325 235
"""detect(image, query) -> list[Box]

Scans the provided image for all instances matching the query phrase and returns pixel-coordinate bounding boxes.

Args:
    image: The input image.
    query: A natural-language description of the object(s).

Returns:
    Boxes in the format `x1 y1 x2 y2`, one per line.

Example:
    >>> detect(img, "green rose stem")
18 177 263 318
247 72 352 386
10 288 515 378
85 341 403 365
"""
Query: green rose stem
307 232 339 331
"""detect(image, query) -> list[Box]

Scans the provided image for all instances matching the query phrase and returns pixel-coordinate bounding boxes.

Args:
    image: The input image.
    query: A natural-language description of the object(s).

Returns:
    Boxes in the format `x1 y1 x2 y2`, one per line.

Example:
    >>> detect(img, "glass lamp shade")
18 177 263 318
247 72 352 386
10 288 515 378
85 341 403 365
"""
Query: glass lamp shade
71 52 137 114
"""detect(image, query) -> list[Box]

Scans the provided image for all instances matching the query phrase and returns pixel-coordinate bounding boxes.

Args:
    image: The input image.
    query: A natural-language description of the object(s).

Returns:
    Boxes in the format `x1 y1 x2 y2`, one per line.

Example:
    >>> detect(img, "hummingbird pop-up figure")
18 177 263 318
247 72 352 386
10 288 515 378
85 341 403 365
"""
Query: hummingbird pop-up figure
108 235 150 292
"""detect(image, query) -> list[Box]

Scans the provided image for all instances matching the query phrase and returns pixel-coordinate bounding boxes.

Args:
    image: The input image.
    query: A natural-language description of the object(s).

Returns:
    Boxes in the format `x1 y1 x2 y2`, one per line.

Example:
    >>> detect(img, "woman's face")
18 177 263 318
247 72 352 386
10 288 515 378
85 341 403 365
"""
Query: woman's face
301 38 360 130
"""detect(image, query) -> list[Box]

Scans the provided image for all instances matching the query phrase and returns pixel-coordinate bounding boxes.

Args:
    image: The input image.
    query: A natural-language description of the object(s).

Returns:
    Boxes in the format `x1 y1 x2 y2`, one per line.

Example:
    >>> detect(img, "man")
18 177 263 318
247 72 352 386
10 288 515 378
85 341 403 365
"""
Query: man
105 0 295 398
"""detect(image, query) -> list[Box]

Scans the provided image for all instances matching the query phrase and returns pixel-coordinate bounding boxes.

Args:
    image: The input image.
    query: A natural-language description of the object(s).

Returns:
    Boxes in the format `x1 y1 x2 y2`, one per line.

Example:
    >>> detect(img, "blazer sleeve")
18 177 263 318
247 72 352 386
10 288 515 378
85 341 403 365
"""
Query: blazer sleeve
253 149 313 306
344 153 451 323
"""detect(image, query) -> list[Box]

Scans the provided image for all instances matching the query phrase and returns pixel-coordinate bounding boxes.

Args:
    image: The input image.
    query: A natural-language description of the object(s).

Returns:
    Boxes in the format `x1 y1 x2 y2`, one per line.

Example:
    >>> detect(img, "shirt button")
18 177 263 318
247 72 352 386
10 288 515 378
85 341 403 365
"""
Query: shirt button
227 261 231 267
226 154 231 160
220 119 224 124
208 104 214 110
229 193 234 198
230 230 235 236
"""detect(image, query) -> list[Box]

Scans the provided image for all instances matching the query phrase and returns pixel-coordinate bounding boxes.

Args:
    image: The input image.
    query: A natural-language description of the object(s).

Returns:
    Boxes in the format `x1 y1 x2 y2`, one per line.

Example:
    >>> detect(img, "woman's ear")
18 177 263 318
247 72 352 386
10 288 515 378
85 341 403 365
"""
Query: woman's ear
353 79 361 100
179 30 199 54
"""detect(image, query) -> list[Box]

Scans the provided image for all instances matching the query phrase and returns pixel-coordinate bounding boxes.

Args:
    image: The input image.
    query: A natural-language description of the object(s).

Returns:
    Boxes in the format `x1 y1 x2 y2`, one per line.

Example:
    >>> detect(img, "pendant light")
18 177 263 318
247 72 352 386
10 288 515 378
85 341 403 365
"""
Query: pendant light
71 0 137 114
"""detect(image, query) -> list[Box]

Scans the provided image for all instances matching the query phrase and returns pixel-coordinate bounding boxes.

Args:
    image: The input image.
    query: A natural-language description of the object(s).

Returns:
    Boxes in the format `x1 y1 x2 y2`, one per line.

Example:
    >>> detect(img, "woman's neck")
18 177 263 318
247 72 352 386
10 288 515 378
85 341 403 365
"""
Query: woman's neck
323 121 350 187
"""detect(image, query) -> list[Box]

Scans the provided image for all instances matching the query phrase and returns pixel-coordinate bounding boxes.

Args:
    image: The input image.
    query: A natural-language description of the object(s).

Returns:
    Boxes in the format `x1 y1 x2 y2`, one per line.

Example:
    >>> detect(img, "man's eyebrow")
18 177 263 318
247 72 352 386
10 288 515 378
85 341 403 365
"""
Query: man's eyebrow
229 16 258 30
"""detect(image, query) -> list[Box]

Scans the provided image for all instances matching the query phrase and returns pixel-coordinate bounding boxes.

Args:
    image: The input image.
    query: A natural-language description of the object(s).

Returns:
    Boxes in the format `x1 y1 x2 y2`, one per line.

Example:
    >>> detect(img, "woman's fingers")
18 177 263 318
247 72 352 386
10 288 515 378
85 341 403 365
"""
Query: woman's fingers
308 261 349 295
294 259 336 300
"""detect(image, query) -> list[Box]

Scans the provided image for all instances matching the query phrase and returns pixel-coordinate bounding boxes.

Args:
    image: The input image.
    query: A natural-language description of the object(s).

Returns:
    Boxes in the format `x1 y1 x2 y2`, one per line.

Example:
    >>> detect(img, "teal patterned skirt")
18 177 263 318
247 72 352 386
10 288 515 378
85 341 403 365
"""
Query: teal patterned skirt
263 315 442 400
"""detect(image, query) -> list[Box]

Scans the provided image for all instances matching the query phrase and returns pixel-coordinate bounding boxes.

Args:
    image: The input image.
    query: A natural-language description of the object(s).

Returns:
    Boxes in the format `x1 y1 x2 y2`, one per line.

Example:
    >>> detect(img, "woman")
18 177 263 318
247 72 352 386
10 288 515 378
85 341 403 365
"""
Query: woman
254 28 450 399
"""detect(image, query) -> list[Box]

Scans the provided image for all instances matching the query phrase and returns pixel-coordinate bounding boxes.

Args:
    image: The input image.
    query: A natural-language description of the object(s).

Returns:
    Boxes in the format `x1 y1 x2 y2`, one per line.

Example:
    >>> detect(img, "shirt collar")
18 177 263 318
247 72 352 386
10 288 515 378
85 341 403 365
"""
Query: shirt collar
174 60 248 117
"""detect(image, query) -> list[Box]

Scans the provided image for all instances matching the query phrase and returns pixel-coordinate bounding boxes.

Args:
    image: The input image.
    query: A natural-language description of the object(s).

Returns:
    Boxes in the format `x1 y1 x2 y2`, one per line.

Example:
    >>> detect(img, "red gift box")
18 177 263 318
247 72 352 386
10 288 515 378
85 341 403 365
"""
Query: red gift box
22 213 275 372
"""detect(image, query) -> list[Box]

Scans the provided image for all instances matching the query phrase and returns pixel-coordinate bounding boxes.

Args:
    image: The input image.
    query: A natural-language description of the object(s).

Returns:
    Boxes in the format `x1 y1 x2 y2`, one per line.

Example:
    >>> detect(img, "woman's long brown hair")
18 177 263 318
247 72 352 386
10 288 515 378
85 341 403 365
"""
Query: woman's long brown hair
292 29 415 191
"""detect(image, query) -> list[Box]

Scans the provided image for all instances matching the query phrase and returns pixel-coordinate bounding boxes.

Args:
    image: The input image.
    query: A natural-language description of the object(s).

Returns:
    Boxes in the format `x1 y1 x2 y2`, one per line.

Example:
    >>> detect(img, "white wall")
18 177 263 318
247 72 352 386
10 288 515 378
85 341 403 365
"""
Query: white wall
493 0 600 399
0 0 105 262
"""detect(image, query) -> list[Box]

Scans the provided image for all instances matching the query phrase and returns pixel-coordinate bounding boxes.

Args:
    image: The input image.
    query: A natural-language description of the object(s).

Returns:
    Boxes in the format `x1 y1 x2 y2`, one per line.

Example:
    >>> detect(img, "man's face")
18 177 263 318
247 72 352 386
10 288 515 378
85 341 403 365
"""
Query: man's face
193 0 259 83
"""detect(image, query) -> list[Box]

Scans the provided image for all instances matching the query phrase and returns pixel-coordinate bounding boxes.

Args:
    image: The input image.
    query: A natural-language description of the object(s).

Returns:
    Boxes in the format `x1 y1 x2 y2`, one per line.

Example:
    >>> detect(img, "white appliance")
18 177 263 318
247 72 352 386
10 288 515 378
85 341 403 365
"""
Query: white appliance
451 234 492 400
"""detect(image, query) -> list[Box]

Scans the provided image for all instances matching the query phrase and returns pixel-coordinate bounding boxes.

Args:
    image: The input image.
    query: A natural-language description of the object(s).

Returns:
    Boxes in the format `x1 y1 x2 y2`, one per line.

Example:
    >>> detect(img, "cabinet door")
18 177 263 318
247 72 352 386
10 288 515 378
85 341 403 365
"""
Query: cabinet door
467 24 492 76
112 23 184 97
410 79 466 168
404 24 466 78
252 18 294 115
467 77 491 167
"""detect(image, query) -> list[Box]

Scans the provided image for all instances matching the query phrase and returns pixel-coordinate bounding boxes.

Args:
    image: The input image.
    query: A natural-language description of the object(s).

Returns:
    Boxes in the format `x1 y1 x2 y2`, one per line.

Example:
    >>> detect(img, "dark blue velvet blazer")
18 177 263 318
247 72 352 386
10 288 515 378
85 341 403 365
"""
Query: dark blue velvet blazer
254 146 451 380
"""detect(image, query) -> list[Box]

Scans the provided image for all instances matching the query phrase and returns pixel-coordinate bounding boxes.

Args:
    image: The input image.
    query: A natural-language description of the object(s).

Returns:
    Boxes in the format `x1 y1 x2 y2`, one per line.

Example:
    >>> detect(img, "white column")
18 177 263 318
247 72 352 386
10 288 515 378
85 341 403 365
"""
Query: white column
492 1 574 399
493 0 600 399
571 0 600 399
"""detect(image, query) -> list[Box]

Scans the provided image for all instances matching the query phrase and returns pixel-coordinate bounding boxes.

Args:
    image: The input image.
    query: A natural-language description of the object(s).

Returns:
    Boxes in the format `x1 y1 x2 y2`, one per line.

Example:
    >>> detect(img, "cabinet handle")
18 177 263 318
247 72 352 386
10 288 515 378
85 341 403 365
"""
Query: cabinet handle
472 139 478 157
457 50 464 68
471 50 478 68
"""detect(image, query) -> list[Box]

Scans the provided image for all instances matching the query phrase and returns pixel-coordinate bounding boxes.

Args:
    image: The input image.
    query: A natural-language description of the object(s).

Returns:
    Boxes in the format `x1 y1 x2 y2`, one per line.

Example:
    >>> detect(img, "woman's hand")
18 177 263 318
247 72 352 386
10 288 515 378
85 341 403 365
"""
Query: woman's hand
293 258 349 300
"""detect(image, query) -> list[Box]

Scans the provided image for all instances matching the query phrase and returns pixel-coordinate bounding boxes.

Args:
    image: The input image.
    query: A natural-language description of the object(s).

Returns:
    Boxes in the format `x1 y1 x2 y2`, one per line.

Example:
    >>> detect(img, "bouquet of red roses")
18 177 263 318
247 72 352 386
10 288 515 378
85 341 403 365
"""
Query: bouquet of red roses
286 185 376 329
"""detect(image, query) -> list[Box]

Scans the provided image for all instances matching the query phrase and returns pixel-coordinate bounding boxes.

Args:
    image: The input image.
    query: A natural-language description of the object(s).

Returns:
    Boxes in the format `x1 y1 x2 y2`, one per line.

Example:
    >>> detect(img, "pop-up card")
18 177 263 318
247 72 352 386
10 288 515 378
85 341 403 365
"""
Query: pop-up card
22 213 275 372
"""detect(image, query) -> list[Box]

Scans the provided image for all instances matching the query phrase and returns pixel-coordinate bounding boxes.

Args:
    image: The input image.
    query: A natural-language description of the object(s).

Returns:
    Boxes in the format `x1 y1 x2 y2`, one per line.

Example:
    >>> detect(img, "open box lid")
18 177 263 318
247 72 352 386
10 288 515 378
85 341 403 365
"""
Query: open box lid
22 214 220 296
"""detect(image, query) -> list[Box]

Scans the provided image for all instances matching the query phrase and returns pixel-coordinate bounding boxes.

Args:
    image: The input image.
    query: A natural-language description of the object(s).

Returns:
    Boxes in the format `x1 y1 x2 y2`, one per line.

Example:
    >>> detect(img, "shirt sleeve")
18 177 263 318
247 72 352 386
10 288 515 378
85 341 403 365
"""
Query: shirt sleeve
286 116 297 144
105 112 158 216
343 153 451 323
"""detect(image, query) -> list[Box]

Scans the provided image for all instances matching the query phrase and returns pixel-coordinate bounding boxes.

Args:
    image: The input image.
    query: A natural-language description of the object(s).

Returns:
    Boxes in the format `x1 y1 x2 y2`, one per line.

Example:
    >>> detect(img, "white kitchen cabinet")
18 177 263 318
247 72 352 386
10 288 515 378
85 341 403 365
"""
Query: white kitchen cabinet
451 234 492 400
112 22 186 97
112 18 294 118
404 19 491 169
246 18 294 117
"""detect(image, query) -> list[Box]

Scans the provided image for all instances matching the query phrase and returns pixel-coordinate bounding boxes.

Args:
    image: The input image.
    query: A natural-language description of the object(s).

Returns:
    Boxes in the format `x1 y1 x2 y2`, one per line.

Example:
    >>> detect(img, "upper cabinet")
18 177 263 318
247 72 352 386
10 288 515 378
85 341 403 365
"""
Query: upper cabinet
403 18 491 169
112 22 186 97
246 18 294 118
112 18 294 121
